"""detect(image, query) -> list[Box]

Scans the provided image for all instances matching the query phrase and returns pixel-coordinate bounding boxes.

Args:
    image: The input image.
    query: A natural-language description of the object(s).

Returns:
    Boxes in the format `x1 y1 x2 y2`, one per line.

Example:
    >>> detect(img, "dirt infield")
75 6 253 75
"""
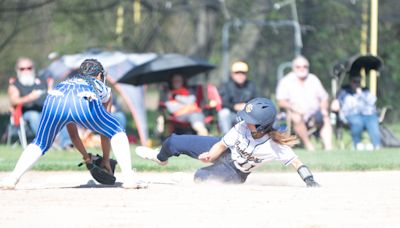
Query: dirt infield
1 171 400 228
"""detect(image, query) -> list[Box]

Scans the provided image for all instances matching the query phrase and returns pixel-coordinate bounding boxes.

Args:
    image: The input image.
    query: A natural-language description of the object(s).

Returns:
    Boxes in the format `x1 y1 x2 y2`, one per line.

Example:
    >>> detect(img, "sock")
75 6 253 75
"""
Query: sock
9 144 43 182
110 132 134 181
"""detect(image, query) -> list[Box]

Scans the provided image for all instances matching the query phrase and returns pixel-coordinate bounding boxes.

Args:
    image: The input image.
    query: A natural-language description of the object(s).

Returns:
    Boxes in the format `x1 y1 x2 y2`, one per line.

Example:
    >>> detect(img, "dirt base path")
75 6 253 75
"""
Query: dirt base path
1 171 399 228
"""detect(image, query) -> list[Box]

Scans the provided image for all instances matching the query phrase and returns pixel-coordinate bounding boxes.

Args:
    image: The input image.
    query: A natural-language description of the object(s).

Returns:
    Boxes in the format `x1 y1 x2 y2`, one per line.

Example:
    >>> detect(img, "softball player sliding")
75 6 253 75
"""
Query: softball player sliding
1 59 145 189
137 97 320 187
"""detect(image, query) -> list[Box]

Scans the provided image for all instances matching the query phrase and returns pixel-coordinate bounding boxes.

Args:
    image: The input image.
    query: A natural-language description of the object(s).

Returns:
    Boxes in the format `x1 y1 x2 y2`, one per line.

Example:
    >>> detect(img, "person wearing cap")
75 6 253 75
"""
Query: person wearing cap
135 97 320 187
276 56 333 151
331 75 381 150
217 61 258 134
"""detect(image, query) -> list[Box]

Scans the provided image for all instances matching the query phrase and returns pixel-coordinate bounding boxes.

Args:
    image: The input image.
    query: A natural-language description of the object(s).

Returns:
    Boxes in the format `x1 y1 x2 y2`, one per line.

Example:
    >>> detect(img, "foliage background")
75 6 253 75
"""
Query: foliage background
1 0 399 121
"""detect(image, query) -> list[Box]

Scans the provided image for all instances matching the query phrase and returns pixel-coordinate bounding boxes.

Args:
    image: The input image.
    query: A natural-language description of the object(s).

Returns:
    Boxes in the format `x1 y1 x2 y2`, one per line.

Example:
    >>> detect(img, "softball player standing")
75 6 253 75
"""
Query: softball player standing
1 59 145 189
136 97 320 187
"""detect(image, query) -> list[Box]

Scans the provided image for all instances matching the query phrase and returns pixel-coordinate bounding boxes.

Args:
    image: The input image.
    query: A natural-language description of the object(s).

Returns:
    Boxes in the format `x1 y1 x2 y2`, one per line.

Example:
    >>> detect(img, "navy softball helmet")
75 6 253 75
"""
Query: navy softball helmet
238 97 277 133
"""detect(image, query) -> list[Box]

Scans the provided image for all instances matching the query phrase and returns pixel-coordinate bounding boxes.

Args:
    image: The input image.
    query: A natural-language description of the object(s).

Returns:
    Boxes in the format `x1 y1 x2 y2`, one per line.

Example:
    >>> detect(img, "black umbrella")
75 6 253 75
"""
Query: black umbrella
346 54 383 77
117 53 215 85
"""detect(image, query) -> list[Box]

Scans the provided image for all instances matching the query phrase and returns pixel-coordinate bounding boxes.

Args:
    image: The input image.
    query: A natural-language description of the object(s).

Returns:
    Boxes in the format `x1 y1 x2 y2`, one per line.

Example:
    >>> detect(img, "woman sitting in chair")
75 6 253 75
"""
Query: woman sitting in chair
156 74 208 136
331 75 381 150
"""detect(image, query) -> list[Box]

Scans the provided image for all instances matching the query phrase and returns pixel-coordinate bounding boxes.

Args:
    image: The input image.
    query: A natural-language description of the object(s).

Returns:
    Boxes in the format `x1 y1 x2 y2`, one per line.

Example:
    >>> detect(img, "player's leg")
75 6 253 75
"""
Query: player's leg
1 144 42 189
71 97 144 188
159 134 219 160
1 95 68 189
33 95 70 152
194 153 249 183
136 134 220 165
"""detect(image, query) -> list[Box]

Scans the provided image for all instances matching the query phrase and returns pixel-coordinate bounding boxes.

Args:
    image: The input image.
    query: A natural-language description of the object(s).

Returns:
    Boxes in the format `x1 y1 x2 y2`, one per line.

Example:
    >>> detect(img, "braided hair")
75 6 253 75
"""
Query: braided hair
77 59 107 99
79 59 105 80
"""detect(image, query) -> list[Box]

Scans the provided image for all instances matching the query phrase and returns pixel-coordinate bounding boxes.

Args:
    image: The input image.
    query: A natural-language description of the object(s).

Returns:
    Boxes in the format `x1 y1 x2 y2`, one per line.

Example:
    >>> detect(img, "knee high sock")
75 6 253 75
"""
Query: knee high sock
110 132 134 181
9 144 43 182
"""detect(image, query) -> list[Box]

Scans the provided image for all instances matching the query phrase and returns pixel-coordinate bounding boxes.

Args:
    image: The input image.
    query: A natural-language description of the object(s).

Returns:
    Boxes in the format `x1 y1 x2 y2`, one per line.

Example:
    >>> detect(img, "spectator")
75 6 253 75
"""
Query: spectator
276 56 333 151
157 74 209 136
9 57 72 150
331 75 381 150
217 61 258 134
8 57 47 135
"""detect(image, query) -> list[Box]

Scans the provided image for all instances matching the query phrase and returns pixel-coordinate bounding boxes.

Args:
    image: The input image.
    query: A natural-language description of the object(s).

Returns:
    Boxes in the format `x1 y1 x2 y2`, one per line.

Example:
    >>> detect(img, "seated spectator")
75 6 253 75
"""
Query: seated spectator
157 74 208 136
217 61 258 134
8 57 48 136
331 75 381 150
276 56 333 151
9 57 73 150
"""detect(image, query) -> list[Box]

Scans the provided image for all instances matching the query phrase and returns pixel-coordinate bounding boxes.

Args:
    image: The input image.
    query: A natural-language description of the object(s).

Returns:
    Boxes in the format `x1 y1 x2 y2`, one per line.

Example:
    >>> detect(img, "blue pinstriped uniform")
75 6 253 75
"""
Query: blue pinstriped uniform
32 77 124 153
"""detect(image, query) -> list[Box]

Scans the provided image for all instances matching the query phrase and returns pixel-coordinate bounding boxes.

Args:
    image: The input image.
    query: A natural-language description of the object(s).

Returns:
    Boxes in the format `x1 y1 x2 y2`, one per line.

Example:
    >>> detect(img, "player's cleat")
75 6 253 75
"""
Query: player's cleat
122 178 148 189
135 146 168 166
0 176 18 190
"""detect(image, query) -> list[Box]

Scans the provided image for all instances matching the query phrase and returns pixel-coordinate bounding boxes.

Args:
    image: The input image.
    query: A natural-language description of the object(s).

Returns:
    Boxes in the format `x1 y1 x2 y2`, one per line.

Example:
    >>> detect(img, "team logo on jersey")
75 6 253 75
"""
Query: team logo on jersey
245 104 253 113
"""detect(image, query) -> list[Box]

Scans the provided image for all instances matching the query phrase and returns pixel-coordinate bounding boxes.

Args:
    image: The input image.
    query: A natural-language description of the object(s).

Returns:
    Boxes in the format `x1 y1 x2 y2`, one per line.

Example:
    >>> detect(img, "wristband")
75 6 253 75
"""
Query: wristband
297 165 313 181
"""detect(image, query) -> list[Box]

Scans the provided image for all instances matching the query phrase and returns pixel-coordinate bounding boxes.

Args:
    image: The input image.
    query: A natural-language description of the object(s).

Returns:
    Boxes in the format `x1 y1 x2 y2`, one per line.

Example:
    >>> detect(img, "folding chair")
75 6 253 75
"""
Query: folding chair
7 104 28 148
160 83 222 137
331 54 384 149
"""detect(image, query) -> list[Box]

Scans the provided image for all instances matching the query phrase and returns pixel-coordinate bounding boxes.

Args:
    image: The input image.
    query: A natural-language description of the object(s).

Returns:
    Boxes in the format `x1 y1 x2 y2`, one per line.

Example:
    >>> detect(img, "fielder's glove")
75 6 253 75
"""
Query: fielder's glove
79 154 117 185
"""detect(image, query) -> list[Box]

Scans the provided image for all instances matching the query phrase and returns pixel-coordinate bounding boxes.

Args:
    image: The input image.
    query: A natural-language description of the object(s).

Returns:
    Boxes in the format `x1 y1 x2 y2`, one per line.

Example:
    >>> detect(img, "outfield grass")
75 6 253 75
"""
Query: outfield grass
0 145 399 172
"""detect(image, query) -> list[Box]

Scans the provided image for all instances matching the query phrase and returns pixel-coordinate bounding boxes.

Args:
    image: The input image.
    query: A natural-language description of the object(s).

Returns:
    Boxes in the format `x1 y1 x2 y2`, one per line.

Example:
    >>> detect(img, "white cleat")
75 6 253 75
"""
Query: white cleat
122 179 148 189
0 176 18 190
135 146 168 166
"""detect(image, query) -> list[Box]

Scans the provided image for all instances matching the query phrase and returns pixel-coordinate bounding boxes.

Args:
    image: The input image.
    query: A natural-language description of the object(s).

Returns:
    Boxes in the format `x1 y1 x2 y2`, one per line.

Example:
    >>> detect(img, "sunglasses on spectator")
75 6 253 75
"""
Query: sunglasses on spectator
294 65 309 69
233 71 247 74
18 66 33 71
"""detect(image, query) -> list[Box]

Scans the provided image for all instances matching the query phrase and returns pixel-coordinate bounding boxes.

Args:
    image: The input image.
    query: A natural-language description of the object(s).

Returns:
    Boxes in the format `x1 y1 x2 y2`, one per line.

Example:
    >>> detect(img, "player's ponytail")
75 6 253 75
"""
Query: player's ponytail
268 130 298 147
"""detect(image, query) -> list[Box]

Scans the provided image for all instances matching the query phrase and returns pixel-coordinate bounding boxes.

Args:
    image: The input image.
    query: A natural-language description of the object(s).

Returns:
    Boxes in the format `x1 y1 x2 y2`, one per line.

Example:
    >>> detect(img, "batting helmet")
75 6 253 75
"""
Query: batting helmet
79 59 105 79
237 97 277 133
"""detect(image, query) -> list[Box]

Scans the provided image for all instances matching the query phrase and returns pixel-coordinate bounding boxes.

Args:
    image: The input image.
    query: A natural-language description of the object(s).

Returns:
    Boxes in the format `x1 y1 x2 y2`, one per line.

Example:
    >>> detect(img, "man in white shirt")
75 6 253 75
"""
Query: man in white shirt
276 56 333 151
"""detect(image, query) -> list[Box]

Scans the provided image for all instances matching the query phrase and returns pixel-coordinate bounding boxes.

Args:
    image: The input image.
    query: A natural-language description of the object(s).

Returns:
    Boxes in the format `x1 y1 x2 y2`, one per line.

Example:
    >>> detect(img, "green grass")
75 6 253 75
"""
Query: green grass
1 145 400 172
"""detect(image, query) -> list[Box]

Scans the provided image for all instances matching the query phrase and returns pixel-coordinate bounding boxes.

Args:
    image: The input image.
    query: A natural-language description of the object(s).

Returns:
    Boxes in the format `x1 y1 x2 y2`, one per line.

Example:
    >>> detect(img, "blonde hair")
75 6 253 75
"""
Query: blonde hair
268 130 299 147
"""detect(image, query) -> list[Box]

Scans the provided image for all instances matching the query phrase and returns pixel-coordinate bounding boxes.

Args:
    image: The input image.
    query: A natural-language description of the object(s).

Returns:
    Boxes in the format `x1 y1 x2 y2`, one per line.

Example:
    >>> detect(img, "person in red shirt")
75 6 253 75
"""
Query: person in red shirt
157 74 208 136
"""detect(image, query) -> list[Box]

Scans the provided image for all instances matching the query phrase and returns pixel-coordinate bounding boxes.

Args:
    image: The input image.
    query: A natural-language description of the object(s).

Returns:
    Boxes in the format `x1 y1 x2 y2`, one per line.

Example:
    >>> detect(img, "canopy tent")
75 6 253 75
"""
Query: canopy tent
41 50 157 145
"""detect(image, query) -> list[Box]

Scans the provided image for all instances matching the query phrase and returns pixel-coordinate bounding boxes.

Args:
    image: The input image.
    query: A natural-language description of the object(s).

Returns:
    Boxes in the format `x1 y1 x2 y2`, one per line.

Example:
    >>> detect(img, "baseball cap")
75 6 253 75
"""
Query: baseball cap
231 61 249 73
